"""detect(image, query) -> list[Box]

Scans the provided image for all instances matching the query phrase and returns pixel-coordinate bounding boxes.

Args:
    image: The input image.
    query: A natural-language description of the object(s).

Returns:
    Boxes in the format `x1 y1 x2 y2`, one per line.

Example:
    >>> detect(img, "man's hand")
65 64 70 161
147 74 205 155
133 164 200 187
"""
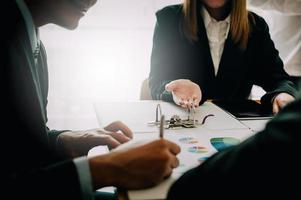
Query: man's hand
57 121 133 158
165 79 202 108
272 93 295 114
89 139 181 190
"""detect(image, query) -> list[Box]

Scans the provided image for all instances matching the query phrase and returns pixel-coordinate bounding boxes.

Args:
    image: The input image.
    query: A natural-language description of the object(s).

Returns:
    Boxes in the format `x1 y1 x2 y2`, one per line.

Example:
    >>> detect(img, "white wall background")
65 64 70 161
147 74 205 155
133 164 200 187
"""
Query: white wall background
42 1 272 130
42 0 182 129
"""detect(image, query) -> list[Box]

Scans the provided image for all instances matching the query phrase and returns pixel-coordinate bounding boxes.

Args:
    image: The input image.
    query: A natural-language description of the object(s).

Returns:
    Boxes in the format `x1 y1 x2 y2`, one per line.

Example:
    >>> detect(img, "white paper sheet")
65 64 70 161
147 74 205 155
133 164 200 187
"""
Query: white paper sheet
241 119 269 133
128 173 182 200
92 101 254 200
94 101 248 132
127 128 254 200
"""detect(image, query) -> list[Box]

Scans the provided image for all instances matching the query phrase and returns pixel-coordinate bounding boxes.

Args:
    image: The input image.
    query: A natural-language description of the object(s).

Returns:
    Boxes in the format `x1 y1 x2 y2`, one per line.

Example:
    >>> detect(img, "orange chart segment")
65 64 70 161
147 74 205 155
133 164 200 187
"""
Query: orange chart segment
188 146 208 153
179 137 199 144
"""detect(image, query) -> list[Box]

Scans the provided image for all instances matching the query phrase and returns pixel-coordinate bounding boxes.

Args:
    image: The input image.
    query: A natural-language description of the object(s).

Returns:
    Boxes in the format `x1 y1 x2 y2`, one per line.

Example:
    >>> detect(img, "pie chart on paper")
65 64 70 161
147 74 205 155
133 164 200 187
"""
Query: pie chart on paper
188 146 208 153
210 137 240 152
179 137 199 144
198 157 209 164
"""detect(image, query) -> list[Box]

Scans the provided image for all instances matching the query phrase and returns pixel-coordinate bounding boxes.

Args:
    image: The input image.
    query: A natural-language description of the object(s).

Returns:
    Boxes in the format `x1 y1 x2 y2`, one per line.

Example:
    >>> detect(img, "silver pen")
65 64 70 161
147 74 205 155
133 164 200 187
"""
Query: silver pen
160 115 165 139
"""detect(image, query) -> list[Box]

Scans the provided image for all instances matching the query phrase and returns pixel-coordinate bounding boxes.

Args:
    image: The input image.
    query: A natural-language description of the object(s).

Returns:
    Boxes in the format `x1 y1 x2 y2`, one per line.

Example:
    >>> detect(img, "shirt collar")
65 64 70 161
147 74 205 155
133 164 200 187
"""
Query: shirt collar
15 0 40 56
202 7 212 29
201 6 231 37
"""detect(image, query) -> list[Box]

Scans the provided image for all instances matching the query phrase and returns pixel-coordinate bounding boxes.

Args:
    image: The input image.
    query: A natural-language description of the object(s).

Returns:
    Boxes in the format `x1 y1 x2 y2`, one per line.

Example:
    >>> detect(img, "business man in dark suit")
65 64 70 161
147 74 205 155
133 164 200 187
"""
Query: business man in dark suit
167 85 301 199
1 0 180 199
149 0 297 114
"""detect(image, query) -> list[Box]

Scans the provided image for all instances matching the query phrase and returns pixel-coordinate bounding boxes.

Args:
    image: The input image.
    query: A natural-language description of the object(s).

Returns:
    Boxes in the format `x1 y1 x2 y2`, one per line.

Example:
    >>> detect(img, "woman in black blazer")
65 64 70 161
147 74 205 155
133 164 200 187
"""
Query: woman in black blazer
149 0 297 113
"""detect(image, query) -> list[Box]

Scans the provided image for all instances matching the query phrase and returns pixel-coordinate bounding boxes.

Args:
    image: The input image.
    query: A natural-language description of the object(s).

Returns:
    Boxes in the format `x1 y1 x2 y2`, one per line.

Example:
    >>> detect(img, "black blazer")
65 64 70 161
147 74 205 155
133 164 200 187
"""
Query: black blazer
149 4 297 107
1 1 82 199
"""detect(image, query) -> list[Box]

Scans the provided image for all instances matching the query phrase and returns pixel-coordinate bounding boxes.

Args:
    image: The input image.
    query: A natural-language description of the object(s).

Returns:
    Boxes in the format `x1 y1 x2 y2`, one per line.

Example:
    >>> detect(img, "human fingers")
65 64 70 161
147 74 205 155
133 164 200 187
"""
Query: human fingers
277 100 287 109
187 98 197 109
172 91 185 106
180 98 193 109
179 97 190 108
99 135 121 149
272 100 280 114
169 155 180 168
277 96 293 108
107 131 131 144
163 140 181 155
181 99 189 108
192 95 201 107
163 167 173 179
163 157 179 178
104 121 133 139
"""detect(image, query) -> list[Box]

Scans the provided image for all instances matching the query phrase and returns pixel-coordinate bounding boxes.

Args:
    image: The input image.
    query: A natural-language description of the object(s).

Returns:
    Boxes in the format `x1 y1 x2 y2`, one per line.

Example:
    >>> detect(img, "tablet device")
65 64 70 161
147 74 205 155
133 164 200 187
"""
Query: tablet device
212 99 274 120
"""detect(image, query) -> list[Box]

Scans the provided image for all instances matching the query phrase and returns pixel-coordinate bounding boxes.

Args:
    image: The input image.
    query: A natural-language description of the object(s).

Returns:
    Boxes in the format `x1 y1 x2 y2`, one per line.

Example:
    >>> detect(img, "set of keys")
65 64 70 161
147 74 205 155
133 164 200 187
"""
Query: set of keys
167 114 197 129
148 104 215 129
148 104 198 129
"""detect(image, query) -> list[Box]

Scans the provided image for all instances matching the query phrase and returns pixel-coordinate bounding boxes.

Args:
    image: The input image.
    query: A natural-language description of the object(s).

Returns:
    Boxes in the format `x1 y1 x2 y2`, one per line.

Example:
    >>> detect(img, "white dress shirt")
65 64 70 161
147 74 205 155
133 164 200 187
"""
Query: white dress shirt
201 7 231 76
248 0 301 76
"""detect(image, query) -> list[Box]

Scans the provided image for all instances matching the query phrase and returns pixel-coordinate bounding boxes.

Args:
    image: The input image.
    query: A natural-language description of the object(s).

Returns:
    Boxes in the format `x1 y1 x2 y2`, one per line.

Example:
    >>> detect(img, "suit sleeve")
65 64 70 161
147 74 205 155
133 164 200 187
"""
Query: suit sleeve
251 16 297 108
2 40 90 200
38 42 70 149
4 159 89 200
167 94 301 199
149 10 175 102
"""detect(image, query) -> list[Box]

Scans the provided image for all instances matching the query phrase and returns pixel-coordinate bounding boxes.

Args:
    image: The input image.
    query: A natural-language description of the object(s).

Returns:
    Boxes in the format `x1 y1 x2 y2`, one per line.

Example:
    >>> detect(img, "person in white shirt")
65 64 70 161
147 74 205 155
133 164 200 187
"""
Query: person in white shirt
248 0 301 84
149 0 297 114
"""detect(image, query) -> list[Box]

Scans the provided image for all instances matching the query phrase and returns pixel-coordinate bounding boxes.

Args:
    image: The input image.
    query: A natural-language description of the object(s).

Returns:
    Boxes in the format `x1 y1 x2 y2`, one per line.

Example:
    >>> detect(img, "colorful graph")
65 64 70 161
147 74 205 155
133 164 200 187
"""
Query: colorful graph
198 157 209 164
210 137 240 152
188 146 208 153
179 137 199 144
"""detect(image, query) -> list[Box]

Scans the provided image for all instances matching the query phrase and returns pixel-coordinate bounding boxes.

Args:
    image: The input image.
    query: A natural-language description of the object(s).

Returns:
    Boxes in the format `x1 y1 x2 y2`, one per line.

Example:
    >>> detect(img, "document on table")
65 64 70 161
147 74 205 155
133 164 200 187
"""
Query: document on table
241 119 269 133
93 101 253 200
94 101 248 133
128 173 182 200
127 128 253 200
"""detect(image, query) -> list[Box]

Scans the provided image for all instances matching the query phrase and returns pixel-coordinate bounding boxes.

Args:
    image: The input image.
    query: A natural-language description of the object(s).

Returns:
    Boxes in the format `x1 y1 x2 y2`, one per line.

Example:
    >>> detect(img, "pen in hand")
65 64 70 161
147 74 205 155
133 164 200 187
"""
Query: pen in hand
159 115 165 139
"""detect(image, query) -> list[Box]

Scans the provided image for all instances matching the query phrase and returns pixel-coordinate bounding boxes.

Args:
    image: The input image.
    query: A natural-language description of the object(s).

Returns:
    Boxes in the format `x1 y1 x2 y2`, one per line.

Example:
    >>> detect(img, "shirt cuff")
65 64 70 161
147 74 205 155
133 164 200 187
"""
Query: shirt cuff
74 157 94 200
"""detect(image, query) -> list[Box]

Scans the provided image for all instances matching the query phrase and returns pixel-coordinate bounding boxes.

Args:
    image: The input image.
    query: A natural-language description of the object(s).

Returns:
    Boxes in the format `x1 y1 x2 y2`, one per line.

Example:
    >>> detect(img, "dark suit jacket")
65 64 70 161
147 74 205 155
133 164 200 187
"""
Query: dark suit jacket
1 1 83 199
149 4 297 108
168 90 301 199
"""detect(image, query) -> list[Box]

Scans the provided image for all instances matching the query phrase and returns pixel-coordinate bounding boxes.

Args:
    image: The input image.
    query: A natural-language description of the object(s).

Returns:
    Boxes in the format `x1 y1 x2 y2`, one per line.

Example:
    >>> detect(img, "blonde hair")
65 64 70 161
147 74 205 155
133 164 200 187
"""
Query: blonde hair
183 0 252 50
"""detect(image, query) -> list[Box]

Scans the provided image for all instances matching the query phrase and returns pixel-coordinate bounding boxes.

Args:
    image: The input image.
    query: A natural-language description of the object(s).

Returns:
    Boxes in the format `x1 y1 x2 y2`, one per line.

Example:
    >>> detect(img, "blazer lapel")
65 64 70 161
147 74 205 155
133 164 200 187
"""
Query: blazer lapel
20 25 47 122
196 10 216 96
195 8 247 99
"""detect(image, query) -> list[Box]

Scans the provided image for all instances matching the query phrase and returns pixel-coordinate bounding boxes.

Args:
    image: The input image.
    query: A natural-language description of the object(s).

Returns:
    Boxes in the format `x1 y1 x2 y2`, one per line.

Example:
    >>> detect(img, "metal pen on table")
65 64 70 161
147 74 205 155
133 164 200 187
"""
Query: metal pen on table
159 115 165 139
